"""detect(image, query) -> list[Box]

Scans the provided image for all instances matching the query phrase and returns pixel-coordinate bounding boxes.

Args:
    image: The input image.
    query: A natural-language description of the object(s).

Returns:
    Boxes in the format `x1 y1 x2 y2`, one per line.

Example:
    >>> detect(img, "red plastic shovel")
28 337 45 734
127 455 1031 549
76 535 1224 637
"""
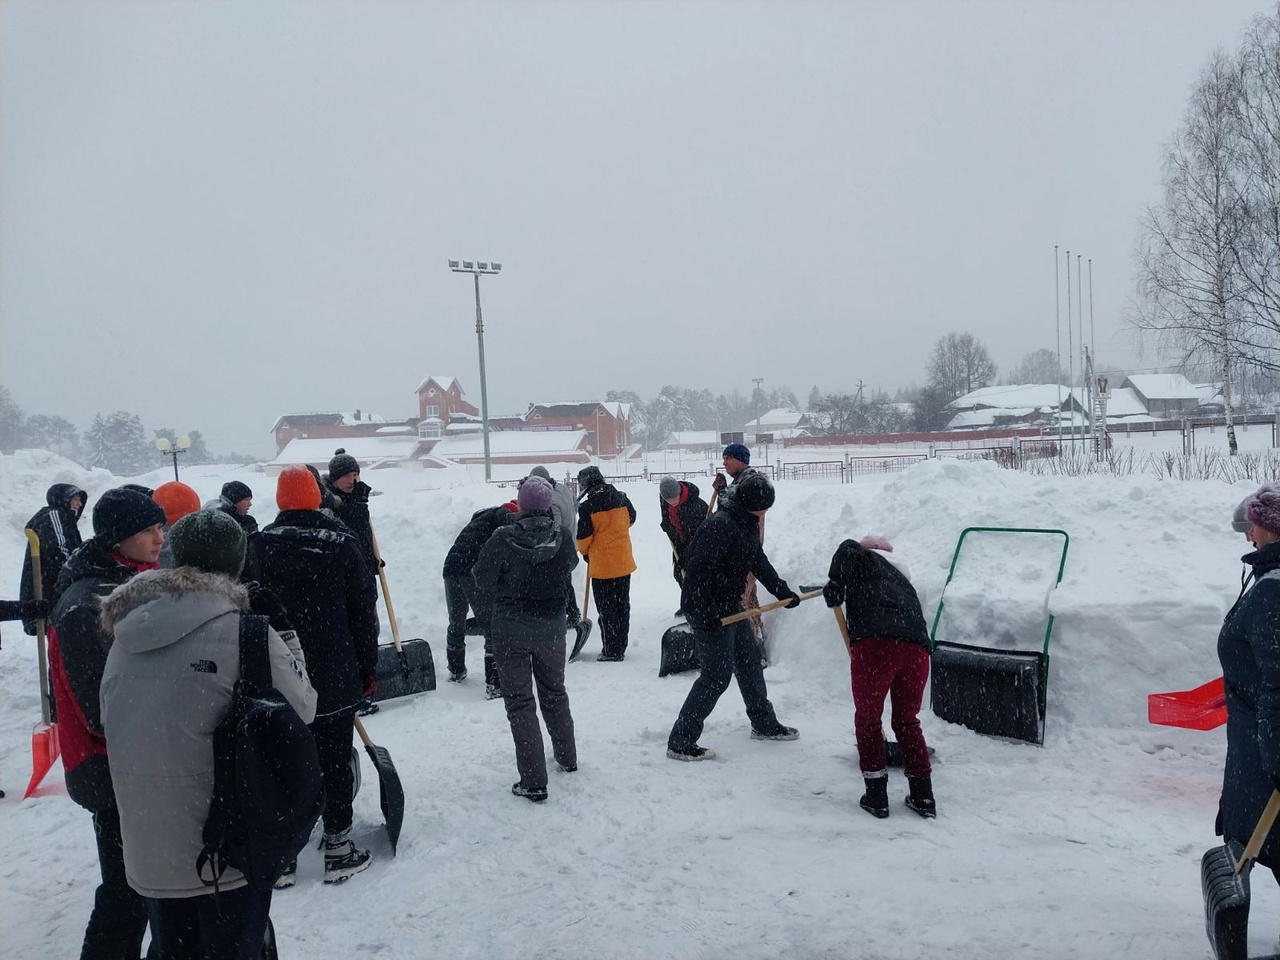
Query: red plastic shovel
23 529 60 798
1148 676 1227 731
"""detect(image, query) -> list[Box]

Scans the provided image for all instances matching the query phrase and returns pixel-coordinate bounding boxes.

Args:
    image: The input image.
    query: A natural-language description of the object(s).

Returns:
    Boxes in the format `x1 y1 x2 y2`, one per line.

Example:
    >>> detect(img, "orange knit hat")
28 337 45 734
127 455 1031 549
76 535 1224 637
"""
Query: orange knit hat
152 481 201 527
276 464 321 511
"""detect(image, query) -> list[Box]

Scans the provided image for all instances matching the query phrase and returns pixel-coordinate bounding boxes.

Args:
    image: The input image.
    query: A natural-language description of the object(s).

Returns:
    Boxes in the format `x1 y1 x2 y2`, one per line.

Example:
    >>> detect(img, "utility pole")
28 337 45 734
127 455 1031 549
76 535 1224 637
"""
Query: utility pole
752 377 765 444
448 259 502 480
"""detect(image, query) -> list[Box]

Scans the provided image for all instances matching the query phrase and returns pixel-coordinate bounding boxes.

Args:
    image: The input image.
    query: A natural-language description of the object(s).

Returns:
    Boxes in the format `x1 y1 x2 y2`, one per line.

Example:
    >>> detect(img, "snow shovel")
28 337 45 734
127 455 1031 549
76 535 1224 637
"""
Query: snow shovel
569 565 593 662
1148 676 1227 731
368 526 436 704
659 548 700 678
720 589 822 625
1201 788 1280 960
353 716 402 855
23 529 60 799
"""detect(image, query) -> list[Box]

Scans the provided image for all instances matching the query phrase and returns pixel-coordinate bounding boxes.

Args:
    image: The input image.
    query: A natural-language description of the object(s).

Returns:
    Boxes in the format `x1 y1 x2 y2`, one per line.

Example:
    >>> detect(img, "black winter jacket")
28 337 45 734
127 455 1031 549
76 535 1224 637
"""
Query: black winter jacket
680 504 792 633
1218 541 1280 864
443 505 516 578
472 511 579 643
254 510 379 716
323 479 378 577
659 481 708 578
216 498 261 582
823 540 930 650
49 537 147 810
20 483 86 634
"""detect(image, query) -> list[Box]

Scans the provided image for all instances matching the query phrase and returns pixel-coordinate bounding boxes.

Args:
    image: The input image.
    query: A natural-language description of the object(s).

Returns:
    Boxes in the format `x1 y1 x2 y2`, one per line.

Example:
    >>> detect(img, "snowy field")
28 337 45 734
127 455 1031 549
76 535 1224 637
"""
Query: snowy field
0 448 1270 959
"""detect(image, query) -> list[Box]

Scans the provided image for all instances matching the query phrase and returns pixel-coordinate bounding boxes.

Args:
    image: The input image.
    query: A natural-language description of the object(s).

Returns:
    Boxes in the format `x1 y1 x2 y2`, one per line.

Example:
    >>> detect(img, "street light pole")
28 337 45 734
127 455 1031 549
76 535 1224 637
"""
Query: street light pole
449 259 503 481
154 435 190 482
752 377 764 444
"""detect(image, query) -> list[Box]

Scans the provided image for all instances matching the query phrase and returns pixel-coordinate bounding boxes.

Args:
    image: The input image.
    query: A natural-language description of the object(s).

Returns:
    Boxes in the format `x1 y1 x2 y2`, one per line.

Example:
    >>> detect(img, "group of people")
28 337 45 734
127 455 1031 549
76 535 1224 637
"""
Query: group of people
5 450 389 958
1 441 953 957
439 442 937 823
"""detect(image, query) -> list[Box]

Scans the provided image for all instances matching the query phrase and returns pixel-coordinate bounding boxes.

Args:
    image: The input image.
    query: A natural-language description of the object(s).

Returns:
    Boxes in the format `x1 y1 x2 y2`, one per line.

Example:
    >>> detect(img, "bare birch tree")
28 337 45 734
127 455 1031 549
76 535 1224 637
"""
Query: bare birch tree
1133 51 1245 453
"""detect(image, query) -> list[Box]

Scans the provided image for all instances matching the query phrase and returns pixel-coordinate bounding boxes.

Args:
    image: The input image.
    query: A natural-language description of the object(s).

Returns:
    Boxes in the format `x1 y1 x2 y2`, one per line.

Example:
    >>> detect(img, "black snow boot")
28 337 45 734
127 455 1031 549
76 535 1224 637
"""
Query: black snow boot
859 777 889 819
905 776 937 819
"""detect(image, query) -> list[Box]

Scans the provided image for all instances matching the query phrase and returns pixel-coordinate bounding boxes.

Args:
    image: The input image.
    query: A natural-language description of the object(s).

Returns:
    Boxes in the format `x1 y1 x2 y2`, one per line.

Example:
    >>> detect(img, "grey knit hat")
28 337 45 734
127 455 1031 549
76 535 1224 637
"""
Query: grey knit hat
659 477 680 499
169 509 247 578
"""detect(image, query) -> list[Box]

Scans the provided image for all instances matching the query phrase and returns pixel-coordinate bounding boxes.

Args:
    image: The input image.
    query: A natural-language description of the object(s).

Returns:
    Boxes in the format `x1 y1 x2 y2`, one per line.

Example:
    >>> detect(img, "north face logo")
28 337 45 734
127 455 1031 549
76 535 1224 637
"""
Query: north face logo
190 660 218 674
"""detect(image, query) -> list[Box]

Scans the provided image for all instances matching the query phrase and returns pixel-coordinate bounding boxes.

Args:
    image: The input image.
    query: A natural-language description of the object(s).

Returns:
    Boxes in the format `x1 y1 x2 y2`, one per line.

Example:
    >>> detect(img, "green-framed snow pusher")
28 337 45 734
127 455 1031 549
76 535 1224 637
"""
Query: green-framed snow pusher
928 526 1070 745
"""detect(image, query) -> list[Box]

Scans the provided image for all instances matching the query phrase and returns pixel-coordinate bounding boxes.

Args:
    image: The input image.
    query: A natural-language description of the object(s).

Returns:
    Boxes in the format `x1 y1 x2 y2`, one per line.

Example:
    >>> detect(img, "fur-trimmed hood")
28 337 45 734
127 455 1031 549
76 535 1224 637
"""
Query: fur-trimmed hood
100 566 250 653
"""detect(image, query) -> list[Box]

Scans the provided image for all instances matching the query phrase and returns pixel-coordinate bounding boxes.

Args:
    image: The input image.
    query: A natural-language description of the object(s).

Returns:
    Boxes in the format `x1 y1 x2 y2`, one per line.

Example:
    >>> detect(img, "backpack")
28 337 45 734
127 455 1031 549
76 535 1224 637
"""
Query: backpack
197 613 324 892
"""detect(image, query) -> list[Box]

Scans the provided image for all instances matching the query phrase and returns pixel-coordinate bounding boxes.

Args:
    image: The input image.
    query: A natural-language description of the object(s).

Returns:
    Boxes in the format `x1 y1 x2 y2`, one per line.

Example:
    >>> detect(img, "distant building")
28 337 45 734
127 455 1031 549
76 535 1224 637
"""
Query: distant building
1122 374 1204 419
661 430 721 453
414 376 480 442
743 408 811 442
270 410 416 455
946 384 1086 431
522 401 632 456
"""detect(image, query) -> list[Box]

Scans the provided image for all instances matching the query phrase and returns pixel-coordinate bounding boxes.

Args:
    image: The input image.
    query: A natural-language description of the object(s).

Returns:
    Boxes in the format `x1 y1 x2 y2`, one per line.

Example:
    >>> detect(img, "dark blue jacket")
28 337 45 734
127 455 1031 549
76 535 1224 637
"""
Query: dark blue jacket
472 510 578 643
1218 540 1280 863
20 483 86 634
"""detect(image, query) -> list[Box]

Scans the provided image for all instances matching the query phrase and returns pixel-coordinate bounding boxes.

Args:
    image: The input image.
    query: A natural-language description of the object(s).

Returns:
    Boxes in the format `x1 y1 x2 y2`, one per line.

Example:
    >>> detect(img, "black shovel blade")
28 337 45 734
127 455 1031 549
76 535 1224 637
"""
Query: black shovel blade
659 623 700 677
569 619 593 662
363 741 404 856
1202 841 1250 960
371 638 436 703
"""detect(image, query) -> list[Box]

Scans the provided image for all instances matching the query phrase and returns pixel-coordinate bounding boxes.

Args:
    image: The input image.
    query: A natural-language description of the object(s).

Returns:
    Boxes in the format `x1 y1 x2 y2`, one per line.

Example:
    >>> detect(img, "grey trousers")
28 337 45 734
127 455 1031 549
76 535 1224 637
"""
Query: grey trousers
491 632 577 790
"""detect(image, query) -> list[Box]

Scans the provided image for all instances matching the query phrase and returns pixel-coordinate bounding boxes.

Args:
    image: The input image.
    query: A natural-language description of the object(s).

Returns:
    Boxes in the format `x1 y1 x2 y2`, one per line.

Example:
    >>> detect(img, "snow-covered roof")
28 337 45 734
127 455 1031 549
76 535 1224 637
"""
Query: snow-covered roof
375 425 415 435
1123 374 1202 401
268 436 420 466
946 409 1001 429
526 401 630 420
663 430 720 447
270 411 396 431
414 376 460 395
745 407 805 430
431 430 588 458
950 384 1080 410
1100 387 1147 418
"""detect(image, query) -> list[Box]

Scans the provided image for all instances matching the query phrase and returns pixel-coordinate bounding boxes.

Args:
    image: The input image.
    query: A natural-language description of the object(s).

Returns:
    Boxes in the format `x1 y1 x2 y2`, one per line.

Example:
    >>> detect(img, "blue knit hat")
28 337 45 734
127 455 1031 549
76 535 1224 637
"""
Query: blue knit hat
723 443 751 465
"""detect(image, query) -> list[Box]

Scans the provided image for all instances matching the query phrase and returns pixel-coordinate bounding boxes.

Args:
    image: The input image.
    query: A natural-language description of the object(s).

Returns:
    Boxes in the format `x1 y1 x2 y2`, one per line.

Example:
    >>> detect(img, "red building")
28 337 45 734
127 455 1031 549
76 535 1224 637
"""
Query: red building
414 376 480 440
270 410 416 455
523 402 632 456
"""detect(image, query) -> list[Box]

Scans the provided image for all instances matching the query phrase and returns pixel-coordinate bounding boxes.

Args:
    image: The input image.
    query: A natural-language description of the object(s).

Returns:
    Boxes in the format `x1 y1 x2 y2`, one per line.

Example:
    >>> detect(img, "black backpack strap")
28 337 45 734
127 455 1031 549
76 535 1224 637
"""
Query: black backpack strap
239 613 272 693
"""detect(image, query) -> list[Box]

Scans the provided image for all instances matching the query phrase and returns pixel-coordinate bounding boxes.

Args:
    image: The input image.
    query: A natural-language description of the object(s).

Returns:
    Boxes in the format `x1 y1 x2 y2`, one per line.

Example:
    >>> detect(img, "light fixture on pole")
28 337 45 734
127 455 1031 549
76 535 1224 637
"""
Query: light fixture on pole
154 435 191 482
448 258 503 481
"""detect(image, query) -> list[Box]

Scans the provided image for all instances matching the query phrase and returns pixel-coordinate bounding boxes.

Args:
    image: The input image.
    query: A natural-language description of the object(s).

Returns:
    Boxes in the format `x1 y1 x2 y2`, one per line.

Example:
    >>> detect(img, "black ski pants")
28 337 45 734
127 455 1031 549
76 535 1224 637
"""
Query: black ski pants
592 575 631 658
443 575 473 674
312 708 356 839
82 804 150 960
668 621 782 751
146 888 274 960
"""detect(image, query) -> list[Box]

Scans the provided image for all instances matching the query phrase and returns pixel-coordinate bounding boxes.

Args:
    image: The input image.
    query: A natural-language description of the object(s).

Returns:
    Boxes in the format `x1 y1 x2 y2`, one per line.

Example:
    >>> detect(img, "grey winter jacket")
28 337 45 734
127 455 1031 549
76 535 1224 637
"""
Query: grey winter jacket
472 510 579 644
530 466 576 543
99 567 317 899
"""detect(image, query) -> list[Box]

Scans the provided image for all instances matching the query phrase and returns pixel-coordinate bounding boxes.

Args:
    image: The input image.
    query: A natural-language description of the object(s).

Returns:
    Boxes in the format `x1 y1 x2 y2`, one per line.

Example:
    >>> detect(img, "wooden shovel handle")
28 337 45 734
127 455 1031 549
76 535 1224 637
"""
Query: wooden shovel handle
1237 788 1280 874
353 715 375 750
24 529 51 726
706 486 719 518
582 559 591 620
367 524 403 652
721 589 822 626
832 606 853 657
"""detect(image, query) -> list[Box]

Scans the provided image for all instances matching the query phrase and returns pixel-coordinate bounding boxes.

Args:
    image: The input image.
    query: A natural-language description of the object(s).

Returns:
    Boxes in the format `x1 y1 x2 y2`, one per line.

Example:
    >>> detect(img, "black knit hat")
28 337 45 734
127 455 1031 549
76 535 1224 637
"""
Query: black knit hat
121 483 155 498
328 448 360 482
577 466 604 497
93 488 167 547
169 510 246 578
221 480 253 504
734 474 776 512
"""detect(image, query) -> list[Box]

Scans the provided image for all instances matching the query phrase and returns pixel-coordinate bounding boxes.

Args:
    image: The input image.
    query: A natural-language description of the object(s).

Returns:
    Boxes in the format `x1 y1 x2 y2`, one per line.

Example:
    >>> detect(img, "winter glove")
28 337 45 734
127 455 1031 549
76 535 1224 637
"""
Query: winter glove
362 674 378 698
246 581 294 635
20 598 52 621
711 473 727 494
822 581 844 609
776 584 802 609
353 481 372 504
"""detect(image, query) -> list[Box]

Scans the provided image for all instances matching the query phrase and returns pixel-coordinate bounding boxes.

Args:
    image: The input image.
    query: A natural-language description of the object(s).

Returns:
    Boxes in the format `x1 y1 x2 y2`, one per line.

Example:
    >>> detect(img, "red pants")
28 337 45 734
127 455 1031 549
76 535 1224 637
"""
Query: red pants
849 636 932 778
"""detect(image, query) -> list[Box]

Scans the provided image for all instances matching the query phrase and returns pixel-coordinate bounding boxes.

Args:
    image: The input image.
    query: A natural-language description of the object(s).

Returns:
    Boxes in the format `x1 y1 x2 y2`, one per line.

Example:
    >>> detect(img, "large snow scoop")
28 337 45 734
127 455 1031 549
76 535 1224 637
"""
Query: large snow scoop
1149 676 1227 730
1201 789 1280 960
928 527 1069 746
369 526 435 704
569 563 593 662
353 716 403 855
23 529 60 799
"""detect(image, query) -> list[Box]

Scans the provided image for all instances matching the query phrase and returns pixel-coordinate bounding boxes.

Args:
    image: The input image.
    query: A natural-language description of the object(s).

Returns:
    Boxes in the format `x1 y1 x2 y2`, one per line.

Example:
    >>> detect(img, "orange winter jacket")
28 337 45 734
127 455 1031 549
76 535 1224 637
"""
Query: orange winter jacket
576 483 637 579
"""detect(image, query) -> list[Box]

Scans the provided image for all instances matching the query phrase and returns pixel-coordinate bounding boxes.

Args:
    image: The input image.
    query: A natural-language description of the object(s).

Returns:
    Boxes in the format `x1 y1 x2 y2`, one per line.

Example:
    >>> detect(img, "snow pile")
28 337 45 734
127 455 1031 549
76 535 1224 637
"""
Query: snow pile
0 450 1268 958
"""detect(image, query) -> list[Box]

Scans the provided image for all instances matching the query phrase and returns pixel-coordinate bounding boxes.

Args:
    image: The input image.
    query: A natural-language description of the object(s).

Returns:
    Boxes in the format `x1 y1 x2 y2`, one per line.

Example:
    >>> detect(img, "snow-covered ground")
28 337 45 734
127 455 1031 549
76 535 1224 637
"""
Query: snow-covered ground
0 448 1268 958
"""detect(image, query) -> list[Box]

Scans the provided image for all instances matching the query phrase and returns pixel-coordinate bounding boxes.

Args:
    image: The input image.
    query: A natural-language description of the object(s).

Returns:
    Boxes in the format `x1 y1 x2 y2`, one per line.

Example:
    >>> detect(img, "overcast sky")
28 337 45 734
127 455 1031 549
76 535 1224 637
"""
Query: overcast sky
0 0 1272 456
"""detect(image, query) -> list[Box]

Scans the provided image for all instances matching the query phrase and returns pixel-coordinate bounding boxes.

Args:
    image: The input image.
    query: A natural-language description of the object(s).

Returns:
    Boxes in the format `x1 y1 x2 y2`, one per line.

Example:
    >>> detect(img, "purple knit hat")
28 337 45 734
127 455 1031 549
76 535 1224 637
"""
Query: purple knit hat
517 475 555 513
1245 486 1280 535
